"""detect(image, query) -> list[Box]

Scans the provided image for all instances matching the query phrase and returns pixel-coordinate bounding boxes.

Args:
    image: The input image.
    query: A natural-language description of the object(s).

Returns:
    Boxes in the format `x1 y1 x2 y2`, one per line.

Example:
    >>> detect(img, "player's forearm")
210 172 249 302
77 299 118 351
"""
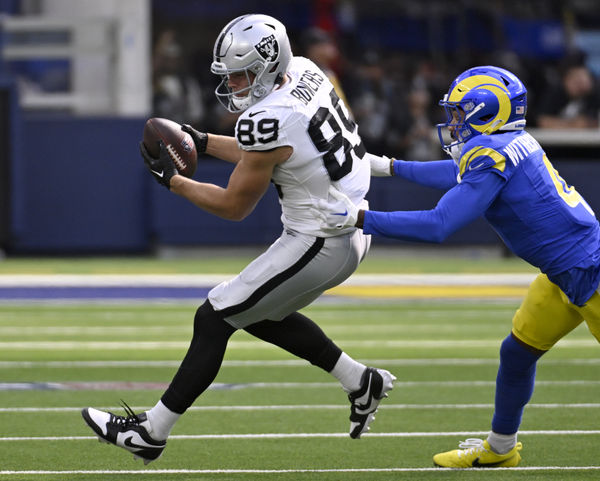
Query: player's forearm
363 208 456 243
392 159 458 190
169 176 253 221
359 173 502 241
205 134 243 164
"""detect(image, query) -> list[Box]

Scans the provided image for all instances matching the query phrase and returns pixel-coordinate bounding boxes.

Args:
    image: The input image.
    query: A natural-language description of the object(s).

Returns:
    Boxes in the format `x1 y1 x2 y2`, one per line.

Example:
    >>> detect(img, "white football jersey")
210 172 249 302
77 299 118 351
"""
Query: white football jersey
235 56 370 237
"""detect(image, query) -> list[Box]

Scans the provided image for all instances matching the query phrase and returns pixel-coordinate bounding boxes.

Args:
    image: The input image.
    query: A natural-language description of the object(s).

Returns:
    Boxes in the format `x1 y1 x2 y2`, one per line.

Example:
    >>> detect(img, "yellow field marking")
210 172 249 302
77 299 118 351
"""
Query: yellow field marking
326 285 528 298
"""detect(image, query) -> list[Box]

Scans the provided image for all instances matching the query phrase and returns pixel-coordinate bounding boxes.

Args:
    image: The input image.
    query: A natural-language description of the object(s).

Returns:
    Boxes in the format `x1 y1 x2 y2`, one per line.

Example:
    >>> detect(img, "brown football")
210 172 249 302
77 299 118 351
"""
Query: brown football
143 117 197 178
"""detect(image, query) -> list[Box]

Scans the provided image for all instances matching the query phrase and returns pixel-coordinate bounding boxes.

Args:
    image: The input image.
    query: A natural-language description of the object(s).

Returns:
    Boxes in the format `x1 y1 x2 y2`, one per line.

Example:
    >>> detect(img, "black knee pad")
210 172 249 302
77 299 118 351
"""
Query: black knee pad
193 300 236 338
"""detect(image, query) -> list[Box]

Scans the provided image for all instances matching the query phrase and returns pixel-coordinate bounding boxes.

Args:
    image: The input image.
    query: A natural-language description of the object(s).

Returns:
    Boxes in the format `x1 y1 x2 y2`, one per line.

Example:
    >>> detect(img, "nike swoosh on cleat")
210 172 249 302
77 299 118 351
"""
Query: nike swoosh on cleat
123 436 163 451
332 210 348 216
472 457 512 467
356 375 374 412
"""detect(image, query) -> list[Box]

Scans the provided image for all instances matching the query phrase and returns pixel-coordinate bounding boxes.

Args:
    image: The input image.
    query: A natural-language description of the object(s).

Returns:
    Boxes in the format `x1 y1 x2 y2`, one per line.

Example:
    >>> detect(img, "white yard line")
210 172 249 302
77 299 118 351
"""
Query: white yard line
1 358 598 368
1 380 599 392
0 273 537 287
1 403 600 413
1 379 598 392
1 466 600 475
0 338 595 350
2 430 600 442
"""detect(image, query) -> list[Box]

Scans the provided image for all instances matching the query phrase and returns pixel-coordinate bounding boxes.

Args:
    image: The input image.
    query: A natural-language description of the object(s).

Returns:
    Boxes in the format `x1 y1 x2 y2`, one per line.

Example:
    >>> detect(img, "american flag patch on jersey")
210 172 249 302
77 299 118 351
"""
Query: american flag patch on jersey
516 106 525 114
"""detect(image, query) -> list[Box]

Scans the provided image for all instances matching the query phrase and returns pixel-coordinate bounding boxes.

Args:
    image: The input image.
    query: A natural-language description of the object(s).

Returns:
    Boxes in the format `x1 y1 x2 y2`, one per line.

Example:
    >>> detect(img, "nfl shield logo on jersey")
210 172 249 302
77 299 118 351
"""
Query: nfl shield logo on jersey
255 34 279 62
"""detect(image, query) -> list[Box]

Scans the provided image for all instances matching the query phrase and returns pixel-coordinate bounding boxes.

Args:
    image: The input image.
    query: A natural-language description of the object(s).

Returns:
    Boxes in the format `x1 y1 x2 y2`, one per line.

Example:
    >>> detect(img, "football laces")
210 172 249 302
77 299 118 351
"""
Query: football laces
166 144 186 172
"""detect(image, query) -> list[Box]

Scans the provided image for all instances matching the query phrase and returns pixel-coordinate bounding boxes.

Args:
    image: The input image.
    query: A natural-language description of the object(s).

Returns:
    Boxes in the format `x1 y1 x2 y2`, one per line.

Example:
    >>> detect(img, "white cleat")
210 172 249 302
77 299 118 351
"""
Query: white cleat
348 367 396 439
82 402 166 465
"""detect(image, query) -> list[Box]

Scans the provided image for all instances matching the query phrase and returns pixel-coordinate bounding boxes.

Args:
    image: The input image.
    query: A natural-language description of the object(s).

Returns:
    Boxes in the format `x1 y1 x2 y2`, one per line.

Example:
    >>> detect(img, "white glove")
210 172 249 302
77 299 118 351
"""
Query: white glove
312 186 359 230
368 153 394 177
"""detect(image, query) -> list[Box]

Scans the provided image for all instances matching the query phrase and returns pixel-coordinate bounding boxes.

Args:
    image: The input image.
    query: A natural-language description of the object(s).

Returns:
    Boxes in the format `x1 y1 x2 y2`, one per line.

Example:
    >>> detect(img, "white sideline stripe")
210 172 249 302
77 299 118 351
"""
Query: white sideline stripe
2 430 600 442
2 358 600 368
0 338 595 350
0 273 537 286
1 466 600 475
0 323 513 335
0 380 598 391
2 402 600 413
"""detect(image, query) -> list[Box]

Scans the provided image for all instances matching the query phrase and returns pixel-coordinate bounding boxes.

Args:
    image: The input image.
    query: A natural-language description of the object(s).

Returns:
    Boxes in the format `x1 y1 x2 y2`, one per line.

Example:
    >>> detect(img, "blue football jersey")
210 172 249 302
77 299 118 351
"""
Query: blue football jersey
459 132 598 271
365 130 600 305
459 131 600 304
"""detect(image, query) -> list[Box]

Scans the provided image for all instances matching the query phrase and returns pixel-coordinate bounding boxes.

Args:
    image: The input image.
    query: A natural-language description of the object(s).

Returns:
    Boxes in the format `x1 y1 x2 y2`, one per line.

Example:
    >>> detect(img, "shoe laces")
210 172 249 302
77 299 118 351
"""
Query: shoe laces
457 438 487 458
111 400 141 428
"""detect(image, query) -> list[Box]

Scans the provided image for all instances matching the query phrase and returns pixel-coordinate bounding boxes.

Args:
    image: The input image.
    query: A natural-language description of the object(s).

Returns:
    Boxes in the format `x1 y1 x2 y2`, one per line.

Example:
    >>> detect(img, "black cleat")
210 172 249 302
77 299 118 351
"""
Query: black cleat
81 402 166 465
348 367 396 438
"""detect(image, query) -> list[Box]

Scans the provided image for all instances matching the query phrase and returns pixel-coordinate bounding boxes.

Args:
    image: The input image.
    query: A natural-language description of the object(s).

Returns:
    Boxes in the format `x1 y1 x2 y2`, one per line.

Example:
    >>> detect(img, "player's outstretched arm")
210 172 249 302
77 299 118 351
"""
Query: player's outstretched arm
392 158 459 190
368 151 459 191
314 173 505 242
169 145 292 220
181 125 242 164
368 153 395 177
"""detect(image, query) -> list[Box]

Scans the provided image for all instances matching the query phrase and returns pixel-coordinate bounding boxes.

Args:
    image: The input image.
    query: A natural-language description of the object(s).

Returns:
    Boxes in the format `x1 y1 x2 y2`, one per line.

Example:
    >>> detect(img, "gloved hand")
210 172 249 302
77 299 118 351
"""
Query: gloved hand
181 124 208 153
140 140 178 189
313 186 359 230
368 153 394 177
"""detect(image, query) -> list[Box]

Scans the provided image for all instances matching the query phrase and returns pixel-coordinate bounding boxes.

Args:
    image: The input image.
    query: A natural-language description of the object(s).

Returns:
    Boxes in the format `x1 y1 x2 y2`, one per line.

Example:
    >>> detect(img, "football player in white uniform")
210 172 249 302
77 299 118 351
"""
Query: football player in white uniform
82 14 395 464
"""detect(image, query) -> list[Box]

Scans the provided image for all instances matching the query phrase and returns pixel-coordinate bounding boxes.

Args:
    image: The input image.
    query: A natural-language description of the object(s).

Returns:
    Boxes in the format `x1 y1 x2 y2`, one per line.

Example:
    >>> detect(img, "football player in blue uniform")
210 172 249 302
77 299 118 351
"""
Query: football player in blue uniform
315 65 600 468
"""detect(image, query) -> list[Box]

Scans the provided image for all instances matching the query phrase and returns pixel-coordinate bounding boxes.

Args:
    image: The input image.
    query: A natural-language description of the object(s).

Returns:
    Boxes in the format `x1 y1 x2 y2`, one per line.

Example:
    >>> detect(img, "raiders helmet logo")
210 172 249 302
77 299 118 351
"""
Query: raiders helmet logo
255 34 279 61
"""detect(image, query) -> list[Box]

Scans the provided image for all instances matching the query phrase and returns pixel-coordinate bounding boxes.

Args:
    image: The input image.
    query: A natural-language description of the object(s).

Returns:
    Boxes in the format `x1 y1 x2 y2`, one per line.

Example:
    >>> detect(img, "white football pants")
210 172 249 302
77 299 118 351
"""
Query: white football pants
208 228 370 329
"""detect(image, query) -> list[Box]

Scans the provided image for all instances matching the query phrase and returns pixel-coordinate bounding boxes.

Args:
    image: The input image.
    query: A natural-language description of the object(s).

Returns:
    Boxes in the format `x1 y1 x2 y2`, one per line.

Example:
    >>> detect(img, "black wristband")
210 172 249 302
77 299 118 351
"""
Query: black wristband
197 132 208 153
356 210 365 229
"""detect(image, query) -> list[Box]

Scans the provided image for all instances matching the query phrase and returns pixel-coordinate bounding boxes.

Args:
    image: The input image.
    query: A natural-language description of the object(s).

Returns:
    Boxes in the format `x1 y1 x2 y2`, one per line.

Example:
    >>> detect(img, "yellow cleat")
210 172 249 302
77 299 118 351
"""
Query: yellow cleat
433 438 522 468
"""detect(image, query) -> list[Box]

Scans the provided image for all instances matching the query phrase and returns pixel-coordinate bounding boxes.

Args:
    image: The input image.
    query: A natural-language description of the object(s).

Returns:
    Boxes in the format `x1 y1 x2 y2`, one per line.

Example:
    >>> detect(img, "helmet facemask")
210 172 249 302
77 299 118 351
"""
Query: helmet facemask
212 59 270 112
437 100 472 163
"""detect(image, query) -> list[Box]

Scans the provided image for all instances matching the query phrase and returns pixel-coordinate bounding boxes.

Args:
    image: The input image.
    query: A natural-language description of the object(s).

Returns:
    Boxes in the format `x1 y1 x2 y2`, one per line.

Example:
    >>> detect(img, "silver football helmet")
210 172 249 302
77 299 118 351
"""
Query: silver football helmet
211 14 292 112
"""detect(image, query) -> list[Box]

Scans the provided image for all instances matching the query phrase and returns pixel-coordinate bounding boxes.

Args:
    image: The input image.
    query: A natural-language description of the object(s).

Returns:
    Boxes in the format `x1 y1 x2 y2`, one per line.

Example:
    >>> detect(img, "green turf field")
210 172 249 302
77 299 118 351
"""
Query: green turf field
0 253 597 479
0 246 537 275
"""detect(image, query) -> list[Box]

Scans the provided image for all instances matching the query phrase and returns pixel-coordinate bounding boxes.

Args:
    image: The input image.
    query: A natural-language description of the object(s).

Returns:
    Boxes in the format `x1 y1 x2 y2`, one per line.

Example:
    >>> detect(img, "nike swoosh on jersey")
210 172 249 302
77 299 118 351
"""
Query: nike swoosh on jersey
248 110 266 117
332 210 348 216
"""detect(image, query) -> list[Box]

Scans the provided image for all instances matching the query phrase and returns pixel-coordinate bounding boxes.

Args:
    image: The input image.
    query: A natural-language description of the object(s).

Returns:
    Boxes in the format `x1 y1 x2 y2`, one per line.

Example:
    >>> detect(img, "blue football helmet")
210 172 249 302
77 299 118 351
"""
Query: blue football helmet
437 66 527 161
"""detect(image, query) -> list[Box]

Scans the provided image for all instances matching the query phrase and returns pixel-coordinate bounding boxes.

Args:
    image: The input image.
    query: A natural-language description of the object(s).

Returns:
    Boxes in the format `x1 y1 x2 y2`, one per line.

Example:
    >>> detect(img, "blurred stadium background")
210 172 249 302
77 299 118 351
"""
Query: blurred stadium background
2 2 600 478
0 0 599 256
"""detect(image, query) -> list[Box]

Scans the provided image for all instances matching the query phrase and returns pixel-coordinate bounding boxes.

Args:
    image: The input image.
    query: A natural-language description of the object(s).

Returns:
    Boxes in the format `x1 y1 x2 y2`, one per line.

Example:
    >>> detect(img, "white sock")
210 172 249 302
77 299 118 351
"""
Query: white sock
330 352 367 392
146 400 181 440
487 431 517 454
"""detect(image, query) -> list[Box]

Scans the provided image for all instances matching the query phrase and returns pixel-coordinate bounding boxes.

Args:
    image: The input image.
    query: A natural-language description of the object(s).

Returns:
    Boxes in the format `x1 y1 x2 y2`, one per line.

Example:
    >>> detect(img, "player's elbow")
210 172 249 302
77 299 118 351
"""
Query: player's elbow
427 224 453 243
221 202 254 221
221 208 249 221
